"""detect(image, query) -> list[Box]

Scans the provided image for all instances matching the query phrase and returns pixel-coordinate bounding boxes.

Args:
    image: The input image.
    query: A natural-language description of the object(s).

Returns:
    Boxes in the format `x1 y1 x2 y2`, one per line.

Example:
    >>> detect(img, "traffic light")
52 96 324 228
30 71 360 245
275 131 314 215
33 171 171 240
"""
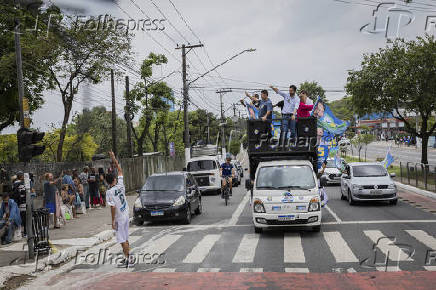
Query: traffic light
17 128 45 162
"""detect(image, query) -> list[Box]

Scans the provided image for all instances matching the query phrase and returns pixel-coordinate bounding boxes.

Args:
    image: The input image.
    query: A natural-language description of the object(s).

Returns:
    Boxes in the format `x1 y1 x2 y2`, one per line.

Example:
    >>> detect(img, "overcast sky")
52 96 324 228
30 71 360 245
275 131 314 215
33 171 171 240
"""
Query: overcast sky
3 0 435 134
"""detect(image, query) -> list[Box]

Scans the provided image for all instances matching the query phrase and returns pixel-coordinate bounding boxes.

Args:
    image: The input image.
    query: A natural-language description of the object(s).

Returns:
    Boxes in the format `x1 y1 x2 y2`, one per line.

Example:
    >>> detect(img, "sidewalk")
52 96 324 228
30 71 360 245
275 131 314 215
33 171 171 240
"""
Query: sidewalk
0 195 136 268
369 141 436 152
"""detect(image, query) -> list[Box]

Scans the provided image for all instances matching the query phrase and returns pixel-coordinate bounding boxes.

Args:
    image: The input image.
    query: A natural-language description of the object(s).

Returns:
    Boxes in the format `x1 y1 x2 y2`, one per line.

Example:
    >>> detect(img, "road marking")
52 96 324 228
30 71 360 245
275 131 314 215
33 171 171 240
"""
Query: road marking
405 230 436 249
323 232 358 263
153 268 176 272
376 266 402 272
424 266 436 271
364 230 414 261
284 233 305 263
347 268 357 273
323 220 436 225
132 234 181 255
324 205 342 223
285 268 309 273
232 234 260 263
197 268 220 272
240 268 263 272
183 234 221 263
228 192 250 226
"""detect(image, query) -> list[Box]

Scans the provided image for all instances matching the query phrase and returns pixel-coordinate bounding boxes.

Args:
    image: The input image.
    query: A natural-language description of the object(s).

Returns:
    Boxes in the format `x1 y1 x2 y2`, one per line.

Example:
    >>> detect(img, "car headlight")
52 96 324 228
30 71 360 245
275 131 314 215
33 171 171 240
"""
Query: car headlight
134 197 142 209
352 184 363 190
253 199 265 213
172 196 186 207
308 197 320 212
388 183 396 189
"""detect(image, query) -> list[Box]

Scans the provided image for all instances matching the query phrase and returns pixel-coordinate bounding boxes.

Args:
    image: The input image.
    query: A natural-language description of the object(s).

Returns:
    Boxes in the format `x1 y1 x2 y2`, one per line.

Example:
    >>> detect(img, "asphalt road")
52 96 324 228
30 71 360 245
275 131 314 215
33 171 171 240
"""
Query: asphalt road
354 143 436 165
29 181 436 278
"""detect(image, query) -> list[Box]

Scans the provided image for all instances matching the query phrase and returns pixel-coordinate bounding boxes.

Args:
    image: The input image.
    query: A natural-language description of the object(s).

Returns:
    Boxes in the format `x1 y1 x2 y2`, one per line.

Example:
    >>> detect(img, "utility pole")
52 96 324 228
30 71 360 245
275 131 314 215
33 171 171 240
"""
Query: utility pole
111 69 117 156
206 114 210 145
216 89 232 157
14 6 34 259
233 103 237 117
176 43 203 162
125 76 133 158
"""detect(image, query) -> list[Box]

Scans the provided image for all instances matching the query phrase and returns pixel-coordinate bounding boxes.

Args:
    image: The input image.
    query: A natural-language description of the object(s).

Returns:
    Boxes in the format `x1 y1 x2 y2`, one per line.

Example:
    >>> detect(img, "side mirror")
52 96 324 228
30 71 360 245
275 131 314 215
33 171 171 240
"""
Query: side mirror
320 176 328 187
182 167 187 172
390 172 396 178
245 179 253 190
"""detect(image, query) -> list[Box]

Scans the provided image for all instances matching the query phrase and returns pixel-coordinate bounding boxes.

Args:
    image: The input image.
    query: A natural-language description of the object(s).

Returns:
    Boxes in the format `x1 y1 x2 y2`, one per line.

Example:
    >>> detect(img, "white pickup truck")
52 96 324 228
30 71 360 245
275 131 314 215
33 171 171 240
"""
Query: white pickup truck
248 159 324 233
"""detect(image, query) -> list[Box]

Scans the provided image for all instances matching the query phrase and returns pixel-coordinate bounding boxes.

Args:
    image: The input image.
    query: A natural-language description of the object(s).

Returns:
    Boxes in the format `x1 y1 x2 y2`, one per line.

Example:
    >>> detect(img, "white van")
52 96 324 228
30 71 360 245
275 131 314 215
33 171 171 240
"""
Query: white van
187 156 221 195
250 160 323 233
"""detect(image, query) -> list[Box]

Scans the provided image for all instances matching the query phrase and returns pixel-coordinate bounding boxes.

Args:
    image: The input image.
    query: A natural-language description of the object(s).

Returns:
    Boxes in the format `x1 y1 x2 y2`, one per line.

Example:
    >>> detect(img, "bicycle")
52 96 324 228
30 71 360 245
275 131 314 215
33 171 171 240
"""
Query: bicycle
221 176 231 206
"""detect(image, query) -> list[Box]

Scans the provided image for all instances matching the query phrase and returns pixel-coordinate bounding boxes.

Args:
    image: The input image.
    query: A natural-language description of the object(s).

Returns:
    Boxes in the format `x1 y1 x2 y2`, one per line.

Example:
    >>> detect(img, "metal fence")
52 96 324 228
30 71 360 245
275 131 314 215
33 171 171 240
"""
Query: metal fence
399 162 436 192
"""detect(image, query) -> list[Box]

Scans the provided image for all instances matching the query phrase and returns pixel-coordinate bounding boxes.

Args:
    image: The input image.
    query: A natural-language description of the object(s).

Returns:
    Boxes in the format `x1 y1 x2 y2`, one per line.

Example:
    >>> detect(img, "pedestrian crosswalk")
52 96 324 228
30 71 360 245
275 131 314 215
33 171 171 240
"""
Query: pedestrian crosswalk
74 228 436 273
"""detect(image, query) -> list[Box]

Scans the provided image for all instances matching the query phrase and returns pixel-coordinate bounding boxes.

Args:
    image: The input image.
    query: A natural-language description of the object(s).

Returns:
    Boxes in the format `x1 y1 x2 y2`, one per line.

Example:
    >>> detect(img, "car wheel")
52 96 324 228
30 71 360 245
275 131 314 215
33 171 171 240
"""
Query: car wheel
133 219 143 226
254 226 263 233
348 190 356 206
184 205 192 224
389 199 398 205
195 199 202 215
312 225 321 232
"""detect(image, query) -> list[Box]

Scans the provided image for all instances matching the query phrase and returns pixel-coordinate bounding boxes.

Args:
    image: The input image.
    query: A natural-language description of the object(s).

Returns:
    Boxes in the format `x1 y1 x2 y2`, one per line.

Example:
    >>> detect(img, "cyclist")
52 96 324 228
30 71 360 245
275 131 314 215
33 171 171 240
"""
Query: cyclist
220 154 235 196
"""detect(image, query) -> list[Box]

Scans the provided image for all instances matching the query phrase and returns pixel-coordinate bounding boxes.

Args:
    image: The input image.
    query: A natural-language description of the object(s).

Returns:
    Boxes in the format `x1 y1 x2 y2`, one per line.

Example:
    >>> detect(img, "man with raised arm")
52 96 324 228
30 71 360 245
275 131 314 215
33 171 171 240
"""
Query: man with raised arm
270 85 300 143
105 151 132 268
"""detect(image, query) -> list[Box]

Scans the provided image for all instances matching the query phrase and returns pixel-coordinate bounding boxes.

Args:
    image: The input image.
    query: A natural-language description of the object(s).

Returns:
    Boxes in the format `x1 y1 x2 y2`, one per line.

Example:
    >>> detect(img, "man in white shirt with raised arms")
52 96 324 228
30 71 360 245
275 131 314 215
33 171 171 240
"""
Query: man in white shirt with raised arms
106 151 132 268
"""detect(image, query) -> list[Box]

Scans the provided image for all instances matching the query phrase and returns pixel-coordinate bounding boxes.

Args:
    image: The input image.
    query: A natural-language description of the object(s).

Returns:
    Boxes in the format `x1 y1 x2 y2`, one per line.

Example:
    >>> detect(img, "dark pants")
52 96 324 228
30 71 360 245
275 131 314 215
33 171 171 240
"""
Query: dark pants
0 220 17 243
20 210 26 236
280 114 296 145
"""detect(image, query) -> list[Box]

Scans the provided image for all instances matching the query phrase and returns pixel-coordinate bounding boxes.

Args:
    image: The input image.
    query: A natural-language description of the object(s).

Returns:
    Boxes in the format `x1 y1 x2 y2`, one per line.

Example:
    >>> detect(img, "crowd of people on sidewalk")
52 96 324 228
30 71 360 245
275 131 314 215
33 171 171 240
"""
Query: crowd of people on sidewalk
0 164 117 245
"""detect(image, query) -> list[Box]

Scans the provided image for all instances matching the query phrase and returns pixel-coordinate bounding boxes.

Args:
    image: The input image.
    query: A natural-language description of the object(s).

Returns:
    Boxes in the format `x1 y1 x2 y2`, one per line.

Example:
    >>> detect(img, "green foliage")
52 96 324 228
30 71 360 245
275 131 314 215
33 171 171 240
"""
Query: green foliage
0 134 18 163
229 139 241 156
346 35 436 163
298 81 327 103
329 97 354 122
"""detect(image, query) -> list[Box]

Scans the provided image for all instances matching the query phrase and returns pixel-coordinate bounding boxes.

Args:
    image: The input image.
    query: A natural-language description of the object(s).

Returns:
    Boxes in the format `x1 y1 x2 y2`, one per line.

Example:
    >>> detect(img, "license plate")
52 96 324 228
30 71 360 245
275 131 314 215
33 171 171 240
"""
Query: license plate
370 190 382 194
151 211 164 216
278 215 295 221
272 206 281 211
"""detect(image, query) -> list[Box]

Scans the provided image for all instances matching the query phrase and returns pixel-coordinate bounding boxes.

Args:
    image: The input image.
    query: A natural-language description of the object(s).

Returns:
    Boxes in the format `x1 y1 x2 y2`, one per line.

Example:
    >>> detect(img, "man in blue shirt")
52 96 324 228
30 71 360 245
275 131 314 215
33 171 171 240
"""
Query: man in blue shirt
0 192 21 245
270 85 299 143
258 90 273 121
220 154 235 196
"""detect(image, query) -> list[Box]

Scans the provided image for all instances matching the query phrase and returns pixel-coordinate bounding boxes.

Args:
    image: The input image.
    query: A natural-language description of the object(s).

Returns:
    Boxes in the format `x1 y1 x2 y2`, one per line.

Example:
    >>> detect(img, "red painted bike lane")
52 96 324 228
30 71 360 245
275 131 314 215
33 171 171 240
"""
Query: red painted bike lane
45 271 436 290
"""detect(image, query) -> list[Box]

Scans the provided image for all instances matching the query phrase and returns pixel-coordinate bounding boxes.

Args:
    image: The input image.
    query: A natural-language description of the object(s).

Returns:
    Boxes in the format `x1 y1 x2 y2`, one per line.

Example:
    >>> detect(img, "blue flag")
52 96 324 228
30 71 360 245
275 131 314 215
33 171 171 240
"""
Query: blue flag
244 100 259 120
311 97 349 136
381 148 394 168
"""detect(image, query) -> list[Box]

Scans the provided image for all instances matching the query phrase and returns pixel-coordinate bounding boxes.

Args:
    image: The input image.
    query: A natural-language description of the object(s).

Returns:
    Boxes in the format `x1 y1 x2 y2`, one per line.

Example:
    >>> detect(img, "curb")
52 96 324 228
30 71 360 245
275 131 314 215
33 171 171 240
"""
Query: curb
395 182 436 200
0 230 115 287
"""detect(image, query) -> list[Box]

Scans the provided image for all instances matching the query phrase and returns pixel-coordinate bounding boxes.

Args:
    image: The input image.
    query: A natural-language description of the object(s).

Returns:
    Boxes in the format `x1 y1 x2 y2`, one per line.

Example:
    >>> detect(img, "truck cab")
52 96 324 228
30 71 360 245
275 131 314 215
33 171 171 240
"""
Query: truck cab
250 160 322 233
186 156 221 195
245 117 323 233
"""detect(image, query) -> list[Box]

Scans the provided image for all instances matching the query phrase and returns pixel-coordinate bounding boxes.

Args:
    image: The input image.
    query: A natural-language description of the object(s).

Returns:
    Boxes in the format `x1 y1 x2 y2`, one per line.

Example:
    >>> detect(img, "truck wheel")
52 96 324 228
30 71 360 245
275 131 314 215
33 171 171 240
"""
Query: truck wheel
254 226 263 234
312 225 321 232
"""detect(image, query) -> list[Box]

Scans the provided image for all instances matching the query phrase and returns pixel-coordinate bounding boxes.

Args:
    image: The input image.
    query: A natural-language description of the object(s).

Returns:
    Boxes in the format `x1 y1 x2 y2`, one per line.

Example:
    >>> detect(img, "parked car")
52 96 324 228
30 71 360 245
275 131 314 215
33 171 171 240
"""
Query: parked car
322 159 342 185
340 162 397 205
186 156 221 195
133 172 202 225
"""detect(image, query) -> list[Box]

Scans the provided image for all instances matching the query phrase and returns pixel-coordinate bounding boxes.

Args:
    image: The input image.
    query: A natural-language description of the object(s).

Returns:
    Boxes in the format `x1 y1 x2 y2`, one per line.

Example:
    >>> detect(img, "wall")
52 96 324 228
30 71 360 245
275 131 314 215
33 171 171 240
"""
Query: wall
0 155 185 194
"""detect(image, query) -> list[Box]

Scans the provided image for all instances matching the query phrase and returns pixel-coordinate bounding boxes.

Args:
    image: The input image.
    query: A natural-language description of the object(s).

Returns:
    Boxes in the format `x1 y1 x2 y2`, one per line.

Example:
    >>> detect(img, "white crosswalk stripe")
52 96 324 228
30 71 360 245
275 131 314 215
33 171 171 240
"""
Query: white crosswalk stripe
232 234 260 263
284 233 305 263
240 268 263 272
424 266 436 271
376 266 402 272
405 230 436 250
364 230 414 261
323 231 358 263
285 268 309 273
198 268 220 272
153 268 176 272
132 234 182 255
183 234 221 263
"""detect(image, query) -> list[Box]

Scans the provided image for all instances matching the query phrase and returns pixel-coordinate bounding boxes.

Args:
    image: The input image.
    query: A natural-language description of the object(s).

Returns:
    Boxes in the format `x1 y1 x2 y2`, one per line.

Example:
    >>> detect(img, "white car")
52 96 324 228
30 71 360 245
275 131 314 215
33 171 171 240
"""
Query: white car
249 160 323 233
340 162 398 205
322 159 342 185
186 156 221 195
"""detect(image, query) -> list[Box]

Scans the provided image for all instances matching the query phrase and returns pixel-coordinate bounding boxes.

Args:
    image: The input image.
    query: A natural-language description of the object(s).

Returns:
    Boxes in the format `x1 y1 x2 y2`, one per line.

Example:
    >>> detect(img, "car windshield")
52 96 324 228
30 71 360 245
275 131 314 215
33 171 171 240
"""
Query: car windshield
142 175 184 191
353 165 387 177
187 160 216 172
256 165 316 190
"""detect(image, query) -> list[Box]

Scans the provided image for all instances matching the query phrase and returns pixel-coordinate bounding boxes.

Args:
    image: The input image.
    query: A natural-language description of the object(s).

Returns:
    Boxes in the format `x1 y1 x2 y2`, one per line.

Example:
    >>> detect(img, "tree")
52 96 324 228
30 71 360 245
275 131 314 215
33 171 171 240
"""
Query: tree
229 139 241 156
346 35 436 164
0 2 54 131
41 10 132 161
351 133 375 161
329 96 354 122
129 53 173 156
0 134 18 163
298 81 327 103
71 106 128 156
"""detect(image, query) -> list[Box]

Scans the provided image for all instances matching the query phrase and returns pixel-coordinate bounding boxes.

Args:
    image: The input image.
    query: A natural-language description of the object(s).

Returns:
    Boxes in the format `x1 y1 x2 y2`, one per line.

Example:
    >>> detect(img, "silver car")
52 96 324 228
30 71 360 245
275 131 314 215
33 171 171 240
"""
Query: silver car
340 162 397 205
322 159 342 185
